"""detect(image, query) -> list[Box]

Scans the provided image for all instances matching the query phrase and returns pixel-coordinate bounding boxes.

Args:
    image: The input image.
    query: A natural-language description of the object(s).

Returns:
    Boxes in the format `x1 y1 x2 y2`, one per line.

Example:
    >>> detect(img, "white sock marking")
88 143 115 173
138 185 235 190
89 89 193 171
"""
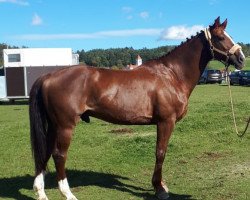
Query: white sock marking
33 171 48 200
58 178 78 200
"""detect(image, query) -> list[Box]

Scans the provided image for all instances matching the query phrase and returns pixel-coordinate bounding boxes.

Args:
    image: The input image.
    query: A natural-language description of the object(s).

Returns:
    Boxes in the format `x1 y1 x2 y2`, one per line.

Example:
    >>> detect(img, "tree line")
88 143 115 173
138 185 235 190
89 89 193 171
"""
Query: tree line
77 43 250 68
1 43 250 68
76 46 175 69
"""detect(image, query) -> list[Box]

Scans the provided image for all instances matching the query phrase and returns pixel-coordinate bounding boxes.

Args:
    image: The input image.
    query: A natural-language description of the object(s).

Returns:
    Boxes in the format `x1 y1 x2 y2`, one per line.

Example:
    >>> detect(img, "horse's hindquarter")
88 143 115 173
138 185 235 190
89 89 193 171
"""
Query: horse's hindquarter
42 66 93 126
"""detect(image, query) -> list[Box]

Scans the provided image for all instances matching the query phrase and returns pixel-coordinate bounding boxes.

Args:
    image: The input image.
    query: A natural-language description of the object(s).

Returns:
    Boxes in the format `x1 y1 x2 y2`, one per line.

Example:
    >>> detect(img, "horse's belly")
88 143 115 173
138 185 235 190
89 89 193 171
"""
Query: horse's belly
90 107 153 125
86 82 155 124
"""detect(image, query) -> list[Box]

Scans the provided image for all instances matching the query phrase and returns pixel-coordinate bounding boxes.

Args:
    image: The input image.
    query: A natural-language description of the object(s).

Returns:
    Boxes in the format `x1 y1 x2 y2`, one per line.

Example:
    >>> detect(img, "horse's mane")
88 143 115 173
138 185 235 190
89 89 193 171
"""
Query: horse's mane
156 30 205 61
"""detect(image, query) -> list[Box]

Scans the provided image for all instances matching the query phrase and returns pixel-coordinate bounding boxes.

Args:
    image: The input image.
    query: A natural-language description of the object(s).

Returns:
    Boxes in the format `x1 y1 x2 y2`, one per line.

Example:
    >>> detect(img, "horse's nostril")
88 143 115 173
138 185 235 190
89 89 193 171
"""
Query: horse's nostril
238 55 245 64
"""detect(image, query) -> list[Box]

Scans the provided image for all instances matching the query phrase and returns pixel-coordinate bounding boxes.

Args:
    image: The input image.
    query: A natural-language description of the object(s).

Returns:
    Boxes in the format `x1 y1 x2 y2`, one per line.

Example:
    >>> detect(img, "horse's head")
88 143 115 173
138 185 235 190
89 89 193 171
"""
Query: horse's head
204 17 245 69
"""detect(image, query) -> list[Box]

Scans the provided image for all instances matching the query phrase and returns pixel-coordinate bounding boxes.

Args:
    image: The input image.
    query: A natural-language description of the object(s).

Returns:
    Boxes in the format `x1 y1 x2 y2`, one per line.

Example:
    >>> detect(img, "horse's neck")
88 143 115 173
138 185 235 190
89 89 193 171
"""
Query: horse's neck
163 36 210 96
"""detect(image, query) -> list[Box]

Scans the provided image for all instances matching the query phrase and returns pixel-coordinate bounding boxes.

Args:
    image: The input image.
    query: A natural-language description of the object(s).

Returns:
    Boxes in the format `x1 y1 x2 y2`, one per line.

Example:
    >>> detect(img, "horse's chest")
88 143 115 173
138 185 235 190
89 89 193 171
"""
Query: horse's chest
156 89 188 121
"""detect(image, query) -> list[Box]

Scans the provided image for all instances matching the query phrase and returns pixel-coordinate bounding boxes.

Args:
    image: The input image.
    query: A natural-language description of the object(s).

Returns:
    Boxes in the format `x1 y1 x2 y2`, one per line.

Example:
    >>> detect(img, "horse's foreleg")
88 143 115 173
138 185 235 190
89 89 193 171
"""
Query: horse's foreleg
52 127 78 200
152 120 175 200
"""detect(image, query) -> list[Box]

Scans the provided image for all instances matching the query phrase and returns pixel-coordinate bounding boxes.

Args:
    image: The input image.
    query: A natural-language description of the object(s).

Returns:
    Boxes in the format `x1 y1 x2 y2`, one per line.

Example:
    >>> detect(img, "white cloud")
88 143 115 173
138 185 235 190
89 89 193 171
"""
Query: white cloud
127 15 133 20
122 6 132 13
158 12 163 19
160 25 204 40
209 0 219 5
11 25 206 41
140 11 149 19
31 13 43 26
98 29 161 37
11 28 163 40
122 6 133 20
122 7 149 21
0 0 29 6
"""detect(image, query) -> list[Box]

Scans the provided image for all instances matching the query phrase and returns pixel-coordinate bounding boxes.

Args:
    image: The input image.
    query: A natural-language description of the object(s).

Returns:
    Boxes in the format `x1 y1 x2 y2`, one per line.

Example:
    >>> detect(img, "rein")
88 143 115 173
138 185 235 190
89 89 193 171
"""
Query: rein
204 28 250 137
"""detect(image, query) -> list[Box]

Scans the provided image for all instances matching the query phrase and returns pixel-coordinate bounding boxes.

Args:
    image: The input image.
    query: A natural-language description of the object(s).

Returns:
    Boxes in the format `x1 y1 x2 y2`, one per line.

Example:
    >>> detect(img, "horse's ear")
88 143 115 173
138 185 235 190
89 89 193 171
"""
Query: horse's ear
213 16 221 28
210 16 221 31
220 18 227 30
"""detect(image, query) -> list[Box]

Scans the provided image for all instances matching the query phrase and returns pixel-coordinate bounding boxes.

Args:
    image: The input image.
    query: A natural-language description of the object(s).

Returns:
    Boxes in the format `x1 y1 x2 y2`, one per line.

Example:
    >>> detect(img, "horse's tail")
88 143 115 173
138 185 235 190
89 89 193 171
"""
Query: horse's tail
29 76 49 174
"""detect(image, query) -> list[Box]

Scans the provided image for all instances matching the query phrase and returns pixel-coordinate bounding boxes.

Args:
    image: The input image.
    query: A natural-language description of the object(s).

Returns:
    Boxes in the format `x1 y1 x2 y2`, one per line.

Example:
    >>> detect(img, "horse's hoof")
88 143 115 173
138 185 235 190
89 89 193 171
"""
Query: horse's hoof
37 197 48 200
67 198 77 200
35 189 48 200
155 188 169 200
66 195 78 200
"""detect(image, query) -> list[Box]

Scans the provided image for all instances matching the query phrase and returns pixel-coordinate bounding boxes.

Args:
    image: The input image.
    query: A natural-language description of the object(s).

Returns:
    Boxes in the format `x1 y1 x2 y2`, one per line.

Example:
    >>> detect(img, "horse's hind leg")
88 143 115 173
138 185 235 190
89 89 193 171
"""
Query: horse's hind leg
52 127 77 200
33 124 55 200
33 171 47 200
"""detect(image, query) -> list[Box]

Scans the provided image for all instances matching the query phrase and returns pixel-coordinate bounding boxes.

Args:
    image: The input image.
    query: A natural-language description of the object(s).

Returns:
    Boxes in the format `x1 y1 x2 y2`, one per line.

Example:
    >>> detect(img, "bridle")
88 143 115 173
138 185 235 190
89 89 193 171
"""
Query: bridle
204 28 242 67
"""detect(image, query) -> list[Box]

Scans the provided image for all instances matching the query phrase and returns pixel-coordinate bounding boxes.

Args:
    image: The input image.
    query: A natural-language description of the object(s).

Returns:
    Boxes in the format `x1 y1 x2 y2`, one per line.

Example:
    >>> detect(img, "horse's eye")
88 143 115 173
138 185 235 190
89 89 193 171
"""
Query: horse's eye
219 36 225 41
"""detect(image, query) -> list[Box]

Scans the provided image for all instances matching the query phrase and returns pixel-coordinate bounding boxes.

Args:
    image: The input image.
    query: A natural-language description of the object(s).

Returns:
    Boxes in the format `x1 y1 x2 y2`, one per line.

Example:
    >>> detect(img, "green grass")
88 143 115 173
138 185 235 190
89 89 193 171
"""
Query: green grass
0 85 249 200
208 57 250 70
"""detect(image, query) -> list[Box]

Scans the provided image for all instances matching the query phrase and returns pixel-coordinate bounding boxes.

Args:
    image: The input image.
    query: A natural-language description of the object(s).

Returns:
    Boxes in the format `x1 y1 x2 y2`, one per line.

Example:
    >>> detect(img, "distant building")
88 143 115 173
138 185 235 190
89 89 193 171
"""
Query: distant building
136 55 142 66
126 55 142 70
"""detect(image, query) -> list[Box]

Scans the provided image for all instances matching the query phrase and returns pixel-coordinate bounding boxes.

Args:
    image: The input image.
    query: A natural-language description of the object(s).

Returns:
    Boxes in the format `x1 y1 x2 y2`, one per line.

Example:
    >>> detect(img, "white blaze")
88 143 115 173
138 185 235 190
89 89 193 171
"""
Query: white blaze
224 31 235 45
224 30 245 59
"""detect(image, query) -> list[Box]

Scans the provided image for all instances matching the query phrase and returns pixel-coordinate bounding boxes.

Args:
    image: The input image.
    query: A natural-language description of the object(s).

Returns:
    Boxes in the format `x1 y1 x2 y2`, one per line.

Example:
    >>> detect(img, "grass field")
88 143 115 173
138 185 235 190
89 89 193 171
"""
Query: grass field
0 84 249 200
208 57 250 70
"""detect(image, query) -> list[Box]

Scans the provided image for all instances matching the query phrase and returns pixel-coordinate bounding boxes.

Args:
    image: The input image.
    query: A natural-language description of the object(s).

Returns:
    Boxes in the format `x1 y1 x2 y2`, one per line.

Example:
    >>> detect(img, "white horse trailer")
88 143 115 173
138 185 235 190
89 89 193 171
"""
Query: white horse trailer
0 48 79 100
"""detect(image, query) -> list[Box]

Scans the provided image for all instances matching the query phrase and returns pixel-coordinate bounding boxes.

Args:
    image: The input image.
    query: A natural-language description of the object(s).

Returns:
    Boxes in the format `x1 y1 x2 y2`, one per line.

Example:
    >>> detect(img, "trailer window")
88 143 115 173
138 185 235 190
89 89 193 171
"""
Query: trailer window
8 54 21 62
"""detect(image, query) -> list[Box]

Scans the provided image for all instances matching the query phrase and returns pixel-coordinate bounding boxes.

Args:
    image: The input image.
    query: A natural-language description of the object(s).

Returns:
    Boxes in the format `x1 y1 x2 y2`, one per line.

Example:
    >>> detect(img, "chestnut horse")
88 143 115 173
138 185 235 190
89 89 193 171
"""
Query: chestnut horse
30 17 245 200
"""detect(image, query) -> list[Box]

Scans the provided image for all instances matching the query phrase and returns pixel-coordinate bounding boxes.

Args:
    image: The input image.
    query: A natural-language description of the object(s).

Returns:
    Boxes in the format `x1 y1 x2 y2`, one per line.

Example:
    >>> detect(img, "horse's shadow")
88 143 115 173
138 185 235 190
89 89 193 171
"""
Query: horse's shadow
0 170 195 200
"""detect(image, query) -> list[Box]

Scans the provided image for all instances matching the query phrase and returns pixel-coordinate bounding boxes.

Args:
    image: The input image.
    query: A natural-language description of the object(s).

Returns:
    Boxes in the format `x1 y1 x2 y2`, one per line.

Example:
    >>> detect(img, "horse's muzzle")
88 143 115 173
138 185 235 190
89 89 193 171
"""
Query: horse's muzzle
238 53 245 66
229 50 245 70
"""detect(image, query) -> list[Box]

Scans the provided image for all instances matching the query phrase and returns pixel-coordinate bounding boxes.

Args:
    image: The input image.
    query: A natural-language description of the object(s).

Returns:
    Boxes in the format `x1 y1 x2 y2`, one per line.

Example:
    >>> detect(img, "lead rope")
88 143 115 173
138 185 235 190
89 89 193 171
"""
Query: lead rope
225 66 250 137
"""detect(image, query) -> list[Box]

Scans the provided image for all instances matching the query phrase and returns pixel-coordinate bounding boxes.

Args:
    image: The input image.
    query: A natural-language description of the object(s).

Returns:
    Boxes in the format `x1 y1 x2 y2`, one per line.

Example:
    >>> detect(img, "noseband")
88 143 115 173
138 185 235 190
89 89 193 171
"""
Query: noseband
204 28 242 66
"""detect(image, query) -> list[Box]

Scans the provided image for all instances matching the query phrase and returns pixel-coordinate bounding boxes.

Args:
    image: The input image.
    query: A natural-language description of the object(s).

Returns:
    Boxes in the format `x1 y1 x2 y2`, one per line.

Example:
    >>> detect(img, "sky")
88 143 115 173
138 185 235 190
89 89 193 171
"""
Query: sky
0 0 249 51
